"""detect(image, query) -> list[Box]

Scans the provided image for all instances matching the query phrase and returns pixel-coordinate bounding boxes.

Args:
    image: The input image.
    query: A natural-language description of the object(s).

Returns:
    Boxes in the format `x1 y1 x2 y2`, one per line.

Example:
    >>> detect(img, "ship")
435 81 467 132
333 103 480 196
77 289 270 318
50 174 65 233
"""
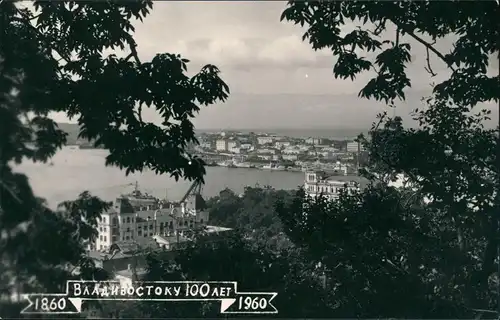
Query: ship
262 162 286 171
233 161 252 168
206 161 218 167
217 160 234 167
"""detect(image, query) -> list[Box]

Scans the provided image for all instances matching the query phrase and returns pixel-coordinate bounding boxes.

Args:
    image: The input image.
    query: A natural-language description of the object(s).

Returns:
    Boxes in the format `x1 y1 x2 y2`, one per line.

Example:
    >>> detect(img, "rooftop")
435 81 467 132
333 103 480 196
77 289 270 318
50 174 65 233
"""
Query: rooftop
115 268 148 279
309 171 370 188
153 234 191 244
205 225 233 233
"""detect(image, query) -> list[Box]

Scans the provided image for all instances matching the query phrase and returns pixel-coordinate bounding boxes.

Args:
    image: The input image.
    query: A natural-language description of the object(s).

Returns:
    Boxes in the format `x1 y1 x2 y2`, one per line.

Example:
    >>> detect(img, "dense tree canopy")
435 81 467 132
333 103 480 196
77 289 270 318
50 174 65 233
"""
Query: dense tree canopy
274 0 499 318
205 186 294 249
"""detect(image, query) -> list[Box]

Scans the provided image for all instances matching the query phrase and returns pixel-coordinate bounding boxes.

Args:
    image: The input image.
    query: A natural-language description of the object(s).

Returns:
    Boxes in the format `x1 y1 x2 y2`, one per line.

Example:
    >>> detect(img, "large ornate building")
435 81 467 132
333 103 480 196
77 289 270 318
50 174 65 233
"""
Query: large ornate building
304 170 366 200
89 182 209 252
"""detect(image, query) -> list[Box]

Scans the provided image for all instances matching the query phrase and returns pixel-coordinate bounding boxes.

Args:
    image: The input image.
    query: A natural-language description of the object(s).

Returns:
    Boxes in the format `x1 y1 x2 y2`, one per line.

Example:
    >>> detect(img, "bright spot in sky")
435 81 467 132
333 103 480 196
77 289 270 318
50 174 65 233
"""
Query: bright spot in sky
305 74 309 78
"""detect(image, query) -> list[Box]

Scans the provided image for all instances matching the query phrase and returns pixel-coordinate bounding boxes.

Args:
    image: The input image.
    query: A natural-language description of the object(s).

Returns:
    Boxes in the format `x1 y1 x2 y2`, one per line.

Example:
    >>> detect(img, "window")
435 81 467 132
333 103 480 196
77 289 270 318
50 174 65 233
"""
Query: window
99 235 103 241
184 220 188 226
103 227 107 232
126 236 129 240
149 224 153 230
103 236 107 241
112 217 118 225
138 225 142 229
100 245 103 250
127 227 130 232
149 233 153 237
160 222 164 228
99 227 103 232
102 217 106 223
126 217 130 223
200 219 204 224
169 221 173 228
112 236 117 241
138 231 142 236
131 217 134 223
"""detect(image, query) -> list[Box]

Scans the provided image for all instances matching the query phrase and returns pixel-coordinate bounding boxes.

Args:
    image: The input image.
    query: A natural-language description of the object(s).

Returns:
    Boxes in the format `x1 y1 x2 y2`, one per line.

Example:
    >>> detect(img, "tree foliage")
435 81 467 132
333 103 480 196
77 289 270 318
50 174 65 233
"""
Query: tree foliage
132 233 332 318
281 1 499 106
205 186 293 248
1 0 228 316
274 0 499 318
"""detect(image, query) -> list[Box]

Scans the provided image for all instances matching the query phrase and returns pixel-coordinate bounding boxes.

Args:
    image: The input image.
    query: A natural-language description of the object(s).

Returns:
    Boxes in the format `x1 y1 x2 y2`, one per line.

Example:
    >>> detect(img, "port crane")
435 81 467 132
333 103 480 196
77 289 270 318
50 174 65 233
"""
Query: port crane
179 179 204 204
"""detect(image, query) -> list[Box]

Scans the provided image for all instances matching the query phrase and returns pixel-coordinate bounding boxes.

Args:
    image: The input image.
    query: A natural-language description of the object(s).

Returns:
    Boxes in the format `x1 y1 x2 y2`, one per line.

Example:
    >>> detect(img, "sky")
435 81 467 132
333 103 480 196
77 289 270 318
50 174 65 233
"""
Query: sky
49 1 498 130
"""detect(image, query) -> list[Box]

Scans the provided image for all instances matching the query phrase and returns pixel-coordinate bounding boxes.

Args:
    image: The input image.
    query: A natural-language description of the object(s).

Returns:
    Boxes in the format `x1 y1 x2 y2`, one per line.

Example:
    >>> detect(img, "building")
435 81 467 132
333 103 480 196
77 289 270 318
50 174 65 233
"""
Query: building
200 142 212 149
90 181 209 252
347 141 365 153
305 137 323 145
257 136 274 145
240 143 253 150
227 140 238 149
304 171 368 201
229 146 241 154
282 154 298 161
216 139 228 151
256 148 277 154
275 141 291 149
283 147 301 155
258 155 273 161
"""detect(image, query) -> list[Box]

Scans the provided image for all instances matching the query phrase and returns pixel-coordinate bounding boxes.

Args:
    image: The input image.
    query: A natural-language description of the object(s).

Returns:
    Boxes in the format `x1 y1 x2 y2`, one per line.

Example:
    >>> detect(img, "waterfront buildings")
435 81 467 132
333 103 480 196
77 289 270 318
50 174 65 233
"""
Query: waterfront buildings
216 139 228 151
305 137 323 145
347 141 364 152
257 136 274 145
227 140 240 153
304 170 366 200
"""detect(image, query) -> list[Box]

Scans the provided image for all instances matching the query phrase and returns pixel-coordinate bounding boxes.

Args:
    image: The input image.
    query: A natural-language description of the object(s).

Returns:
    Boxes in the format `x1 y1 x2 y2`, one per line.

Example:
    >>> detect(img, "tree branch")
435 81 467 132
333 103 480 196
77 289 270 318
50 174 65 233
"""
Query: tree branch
424 41 437 77
124 33 141 64
391 22 456 72
13 8 72 64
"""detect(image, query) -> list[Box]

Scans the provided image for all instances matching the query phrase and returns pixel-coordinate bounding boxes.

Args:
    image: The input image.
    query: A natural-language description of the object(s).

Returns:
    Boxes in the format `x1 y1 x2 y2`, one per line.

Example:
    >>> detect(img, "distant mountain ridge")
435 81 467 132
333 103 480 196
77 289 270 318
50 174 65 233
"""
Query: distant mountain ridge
56 122 367 144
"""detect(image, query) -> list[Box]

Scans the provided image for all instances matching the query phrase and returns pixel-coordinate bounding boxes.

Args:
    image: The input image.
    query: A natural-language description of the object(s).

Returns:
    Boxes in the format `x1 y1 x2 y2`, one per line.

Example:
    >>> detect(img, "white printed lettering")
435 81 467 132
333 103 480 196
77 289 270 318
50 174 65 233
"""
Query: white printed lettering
164 287 172 296
91 285 100 296
199 284 210 297
101 286 109 297
173 286 181 296
154 286 162 295
73 283 81 296
136 286 144 297
110 286 119 296
146 286 154 295
120 287 127 296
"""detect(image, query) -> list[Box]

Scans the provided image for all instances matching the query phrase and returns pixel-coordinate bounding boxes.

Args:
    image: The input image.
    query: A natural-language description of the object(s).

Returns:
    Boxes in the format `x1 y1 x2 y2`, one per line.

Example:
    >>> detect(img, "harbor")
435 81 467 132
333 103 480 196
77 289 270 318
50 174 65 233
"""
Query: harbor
15 147 306 208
